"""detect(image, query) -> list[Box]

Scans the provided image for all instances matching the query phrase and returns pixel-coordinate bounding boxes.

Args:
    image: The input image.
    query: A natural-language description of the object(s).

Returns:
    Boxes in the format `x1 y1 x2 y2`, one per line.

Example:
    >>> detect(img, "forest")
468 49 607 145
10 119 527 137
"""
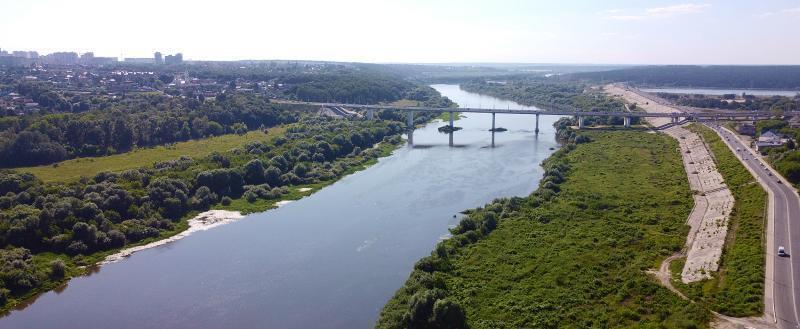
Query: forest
570 65 800 90
0 92 297 167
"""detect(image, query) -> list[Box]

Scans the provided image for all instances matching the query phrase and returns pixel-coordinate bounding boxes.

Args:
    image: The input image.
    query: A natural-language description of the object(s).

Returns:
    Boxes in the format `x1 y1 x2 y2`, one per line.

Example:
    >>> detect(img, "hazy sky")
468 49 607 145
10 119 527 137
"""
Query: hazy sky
1 0 799 64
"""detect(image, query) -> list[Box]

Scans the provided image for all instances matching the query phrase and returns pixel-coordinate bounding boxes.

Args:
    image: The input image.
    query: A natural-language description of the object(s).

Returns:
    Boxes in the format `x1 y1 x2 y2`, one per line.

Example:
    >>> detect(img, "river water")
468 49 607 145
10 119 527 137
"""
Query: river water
0 85 562 329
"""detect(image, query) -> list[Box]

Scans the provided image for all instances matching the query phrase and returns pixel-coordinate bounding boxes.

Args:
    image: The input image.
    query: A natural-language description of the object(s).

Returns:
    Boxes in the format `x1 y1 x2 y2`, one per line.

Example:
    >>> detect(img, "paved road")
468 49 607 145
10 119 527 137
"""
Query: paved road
709 124 800 328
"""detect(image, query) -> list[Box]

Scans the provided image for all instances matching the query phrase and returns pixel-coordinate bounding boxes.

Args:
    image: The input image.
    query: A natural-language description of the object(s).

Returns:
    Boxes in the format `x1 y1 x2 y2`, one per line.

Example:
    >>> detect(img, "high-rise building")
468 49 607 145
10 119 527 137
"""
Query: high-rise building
80 52 94 64
165 53 183 65
43 52 78 65
154 52 163 64
11 51 38 59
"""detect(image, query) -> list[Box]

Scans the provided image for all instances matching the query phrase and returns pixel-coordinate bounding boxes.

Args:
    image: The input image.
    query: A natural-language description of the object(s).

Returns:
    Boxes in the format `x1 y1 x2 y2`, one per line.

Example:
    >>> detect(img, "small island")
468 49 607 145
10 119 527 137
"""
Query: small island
438 125 463 133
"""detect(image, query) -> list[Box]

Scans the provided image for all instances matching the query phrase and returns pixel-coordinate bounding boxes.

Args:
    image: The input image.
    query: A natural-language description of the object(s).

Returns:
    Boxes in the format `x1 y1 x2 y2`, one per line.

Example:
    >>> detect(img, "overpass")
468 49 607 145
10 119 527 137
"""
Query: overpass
273 100 788 145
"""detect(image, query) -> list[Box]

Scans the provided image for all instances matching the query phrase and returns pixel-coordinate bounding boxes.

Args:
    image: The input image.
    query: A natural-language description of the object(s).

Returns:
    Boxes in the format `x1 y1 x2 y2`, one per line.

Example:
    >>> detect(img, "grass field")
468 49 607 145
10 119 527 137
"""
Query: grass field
675 124 766 316
16 128 286 182
377 131 709 328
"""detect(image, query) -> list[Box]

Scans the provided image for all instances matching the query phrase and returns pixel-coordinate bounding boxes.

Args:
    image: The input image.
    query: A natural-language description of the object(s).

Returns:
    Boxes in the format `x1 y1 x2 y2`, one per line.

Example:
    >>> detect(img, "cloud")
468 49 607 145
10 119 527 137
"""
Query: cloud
757 7 800 19
783 7 800 16
602 3 710 21
646 3 711 16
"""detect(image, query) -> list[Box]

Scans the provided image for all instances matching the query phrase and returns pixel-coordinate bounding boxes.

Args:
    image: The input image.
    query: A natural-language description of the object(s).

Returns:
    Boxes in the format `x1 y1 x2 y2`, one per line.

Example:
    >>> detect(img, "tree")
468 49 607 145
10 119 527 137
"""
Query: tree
431 299 467 329
244 159 266 184
265 166 282 186
2 131 67 167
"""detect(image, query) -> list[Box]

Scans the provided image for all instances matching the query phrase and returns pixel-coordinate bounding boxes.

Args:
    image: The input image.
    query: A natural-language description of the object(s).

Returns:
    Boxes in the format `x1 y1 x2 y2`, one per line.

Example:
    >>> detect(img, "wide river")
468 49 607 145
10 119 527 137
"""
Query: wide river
1 85 562 329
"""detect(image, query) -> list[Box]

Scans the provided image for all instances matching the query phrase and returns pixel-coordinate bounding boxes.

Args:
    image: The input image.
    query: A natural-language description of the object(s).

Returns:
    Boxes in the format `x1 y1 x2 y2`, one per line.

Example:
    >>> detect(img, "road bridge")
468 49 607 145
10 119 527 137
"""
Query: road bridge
273 100 788 146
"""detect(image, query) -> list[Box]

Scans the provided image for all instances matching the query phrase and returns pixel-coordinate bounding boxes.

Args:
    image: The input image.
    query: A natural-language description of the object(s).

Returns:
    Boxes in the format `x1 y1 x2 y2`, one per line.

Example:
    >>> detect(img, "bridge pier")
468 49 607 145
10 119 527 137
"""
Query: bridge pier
535 113 540 134
624 116 631 128
491 112 496 148
449 111 454 147
577 116 585 129
367 109 374 120
407 111 414 130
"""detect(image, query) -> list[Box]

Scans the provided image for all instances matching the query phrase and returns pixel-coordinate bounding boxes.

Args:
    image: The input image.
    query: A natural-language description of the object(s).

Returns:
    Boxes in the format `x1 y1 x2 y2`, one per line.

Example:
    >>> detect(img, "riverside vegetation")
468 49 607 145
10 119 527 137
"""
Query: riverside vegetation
669 124 766 317
377 127 710 328
0 116 410 311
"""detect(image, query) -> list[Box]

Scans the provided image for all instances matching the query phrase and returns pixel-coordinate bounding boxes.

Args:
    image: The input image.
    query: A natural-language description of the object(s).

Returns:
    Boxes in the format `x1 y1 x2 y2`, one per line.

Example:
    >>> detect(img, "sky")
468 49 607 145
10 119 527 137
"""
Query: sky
1 0 799 65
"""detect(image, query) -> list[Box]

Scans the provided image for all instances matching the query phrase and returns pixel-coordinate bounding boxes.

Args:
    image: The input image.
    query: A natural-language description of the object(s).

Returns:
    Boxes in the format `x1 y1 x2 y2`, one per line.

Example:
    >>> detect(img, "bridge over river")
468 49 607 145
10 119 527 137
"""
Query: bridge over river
273 100 792 146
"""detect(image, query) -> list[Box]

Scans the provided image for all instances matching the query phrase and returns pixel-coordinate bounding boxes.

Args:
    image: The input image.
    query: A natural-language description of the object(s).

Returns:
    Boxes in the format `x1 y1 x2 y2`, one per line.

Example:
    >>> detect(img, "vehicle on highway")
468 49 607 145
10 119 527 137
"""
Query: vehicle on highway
779 246 789 257
778 179 783 184
768 172 773 176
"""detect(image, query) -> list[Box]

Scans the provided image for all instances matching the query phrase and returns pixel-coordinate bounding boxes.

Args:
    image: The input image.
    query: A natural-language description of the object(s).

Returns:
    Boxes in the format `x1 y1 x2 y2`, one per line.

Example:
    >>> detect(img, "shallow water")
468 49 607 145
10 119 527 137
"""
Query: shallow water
1 85 562 329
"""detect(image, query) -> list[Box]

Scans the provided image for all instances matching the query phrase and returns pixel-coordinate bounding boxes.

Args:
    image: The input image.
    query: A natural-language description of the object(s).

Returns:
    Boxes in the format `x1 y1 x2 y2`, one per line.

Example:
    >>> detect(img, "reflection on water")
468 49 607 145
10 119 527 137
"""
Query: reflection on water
0 85 563 329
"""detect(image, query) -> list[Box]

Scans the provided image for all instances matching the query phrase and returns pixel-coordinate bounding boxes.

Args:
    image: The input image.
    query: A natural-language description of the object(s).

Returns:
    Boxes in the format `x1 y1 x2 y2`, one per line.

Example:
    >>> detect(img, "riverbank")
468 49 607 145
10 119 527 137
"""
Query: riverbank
377 131 709 328
100 210 245 265
0 133 411 316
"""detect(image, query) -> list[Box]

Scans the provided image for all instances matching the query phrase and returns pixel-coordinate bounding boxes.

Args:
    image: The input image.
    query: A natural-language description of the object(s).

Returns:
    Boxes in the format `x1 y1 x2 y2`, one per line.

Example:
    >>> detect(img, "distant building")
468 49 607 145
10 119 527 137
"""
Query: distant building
154 52 163 64
124 57 154 64
788 116 800 129
92 57 118 65
735 122 756 136
11 50 38 59
755 130 788 152
42 52 78 65
80 52 94 64
164 53 183 65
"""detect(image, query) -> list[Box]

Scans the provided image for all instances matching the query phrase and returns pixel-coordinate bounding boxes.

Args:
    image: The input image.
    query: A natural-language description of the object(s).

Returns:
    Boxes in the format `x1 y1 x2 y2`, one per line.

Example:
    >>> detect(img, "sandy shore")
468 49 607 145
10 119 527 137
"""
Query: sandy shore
100 210 244 265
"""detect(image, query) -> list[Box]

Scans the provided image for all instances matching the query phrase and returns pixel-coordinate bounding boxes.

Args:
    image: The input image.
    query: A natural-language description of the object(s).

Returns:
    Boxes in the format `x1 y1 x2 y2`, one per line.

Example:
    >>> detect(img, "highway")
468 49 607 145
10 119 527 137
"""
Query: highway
709 124 800 328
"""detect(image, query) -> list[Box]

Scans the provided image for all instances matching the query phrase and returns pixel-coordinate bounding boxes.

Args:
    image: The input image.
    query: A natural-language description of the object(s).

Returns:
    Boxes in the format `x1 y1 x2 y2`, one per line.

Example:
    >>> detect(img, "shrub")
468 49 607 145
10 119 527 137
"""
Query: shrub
244 191 258 203
50 260 66 278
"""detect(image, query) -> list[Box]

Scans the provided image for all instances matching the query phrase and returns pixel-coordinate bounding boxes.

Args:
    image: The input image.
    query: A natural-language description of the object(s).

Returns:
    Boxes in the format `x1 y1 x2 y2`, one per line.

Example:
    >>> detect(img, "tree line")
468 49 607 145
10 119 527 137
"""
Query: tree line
656 92 799 112
0 93 298 167
570 65 800 90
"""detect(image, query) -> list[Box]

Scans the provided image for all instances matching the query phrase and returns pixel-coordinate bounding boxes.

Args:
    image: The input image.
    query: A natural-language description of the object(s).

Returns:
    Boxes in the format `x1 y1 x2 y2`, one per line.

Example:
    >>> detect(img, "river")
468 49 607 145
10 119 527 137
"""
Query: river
0 85 562 329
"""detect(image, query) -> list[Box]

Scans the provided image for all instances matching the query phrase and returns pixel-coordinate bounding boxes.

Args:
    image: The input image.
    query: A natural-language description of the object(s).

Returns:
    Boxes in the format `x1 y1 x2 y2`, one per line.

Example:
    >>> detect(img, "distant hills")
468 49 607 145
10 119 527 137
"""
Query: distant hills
569 65 800 90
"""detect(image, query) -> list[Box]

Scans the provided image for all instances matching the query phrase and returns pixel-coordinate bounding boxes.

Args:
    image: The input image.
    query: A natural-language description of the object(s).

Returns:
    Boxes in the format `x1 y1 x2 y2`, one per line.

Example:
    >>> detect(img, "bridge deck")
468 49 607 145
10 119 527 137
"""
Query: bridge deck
274 100 782 119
